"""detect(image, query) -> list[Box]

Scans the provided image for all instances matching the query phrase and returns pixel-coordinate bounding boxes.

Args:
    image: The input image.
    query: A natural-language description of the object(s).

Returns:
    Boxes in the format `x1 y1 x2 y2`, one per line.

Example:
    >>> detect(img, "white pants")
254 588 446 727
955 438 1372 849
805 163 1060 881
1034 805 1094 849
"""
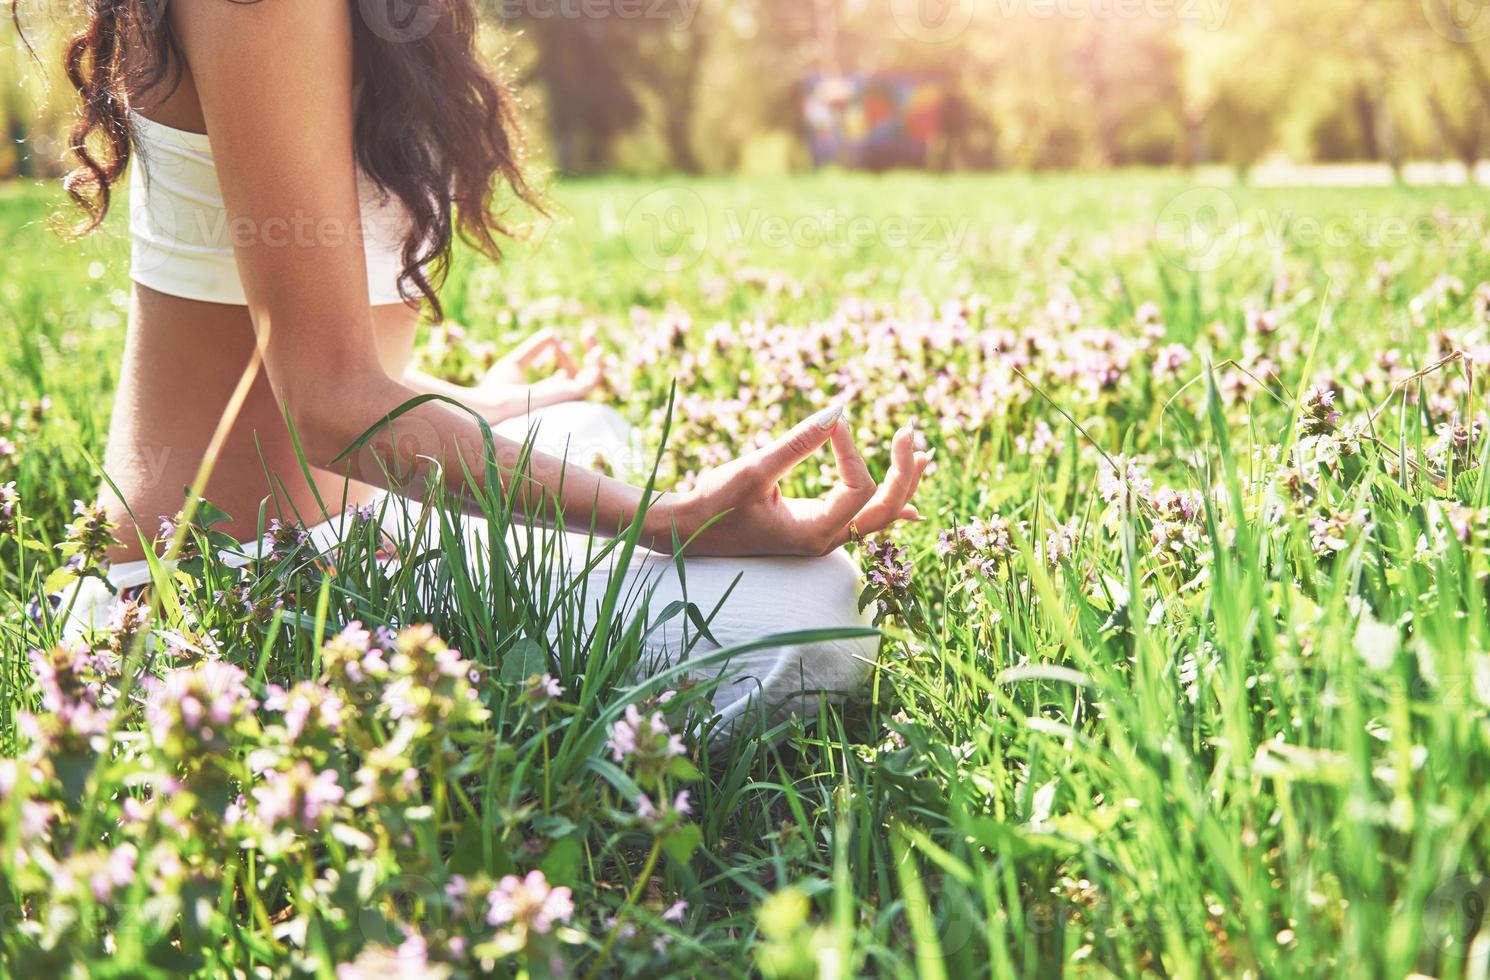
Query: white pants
57 403 878 732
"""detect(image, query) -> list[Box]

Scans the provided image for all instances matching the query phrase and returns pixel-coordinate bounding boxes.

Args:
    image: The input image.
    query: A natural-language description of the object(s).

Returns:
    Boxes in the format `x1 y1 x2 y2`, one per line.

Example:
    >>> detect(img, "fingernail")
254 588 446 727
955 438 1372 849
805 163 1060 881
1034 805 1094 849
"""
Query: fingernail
926 448 937 461
810 403 844 430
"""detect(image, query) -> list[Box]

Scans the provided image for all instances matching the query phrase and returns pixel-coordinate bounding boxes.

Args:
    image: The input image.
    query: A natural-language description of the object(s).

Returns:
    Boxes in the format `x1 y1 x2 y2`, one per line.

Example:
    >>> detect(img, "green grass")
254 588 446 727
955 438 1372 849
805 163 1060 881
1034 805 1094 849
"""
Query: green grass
3 171 1490 977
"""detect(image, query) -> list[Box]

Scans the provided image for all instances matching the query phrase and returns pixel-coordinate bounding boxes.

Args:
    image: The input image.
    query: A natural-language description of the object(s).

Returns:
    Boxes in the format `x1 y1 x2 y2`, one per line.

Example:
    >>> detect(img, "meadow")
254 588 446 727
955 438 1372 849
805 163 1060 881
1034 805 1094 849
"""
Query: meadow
2 171 1490 977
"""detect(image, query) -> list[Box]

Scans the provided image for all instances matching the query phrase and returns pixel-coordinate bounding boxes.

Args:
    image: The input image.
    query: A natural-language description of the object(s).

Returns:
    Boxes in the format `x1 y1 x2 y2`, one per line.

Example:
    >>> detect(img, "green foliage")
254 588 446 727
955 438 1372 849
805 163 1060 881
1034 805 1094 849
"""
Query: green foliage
3 173 1490 976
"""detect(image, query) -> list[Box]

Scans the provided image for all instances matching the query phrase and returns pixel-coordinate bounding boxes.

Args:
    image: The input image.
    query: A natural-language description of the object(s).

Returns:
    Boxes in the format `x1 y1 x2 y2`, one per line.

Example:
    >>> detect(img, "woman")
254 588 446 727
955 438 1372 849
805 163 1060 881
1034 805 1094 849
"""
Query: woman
46 0 928 728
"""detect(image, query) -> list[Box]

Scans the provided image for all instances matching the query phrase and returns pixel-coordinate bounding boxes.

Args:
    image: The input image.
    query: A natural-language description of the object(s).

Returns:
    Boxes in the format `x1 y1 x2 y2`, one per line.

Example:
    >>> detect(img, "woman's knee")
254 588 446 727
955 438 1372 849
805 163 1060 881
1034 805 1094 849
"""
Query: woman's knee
494 401 639 477
765 548 879 694
805 547 876 632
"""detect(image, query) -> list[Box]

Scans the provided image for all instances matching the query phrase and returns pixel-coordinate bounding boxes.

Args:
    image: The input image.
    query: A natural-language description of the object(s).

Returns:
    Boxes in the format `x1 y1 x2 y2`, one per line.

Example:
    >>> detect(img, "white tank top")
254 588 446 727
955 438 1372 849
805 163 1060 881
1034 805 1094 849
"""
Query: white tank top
127 110 413 307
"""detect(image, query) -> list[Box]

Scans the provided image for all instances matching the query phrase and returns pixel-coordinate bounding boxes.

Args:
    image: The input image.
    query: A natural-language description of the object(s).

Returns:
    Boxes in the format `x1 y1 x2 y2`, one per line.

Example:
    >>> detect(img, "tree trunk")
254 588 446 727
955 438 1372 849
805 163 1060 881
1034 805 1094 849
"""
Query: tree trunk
1427 89 1482 172
1180 104 1209 170
662 34 707 174
1369 84 1402 182
1353 84 1380 160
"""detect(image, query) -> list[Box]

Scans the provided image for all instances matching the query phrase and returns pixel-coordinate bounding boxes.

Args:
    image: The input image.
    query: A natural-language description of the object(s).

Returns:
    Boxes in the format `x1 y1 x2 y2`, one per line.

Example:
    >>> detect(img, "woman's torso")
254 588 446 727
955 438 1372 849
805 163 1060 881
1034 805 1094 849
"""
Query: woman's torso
102 62 421 564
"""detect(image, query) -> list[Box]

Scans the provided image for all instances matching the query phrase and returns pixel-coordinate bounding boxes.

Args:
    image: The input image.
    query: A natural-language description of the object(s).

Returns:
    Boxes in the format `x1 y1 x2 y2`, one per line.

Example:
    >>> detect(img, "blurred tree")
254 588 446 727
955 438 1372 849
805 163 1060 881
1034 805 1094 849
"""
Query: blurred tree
5 0 1490 177
512 15 646 173
1175 6 1292 176
631 8 711 173
2 10 73 179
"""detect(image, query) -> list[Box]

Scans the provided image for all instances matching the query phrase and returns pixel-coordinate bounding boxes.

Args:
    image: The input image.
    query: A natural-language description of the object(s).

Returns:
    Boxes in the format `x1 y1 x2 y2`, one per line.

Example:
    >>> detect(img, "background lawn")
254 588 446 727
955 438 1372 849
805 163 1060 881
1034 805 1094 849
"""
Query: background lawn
3 173 1490 976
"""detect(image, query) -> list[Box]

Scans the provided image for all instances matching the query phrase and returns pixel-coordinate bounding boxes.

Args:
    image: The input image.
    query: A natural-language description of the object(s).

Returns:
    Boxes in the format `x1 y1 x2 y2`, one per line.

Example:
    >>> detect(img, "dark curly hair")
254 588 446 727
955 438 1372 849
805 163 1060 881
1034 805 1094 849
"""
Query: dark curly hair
14 0 541 320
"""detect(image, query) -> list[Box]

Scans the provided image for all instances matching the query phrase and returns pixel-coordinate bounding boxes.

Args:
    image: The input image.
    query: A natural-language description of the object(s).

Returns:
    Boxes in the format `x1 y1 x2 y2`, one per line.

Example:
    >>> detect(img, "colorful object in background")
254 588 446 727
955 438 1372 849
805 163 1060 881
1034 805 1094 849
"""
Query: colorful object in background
802 73 948 170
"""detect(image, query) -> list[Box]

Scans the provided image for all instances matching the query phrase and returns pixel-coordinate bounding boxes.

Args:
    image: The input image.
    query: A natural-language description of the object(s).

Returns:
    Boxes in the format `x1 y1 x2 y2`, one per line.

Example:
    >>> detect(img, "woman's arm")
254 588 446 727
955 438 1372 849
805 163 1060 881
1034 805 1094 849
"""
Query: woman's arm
171 0 924 556
170 0 658 537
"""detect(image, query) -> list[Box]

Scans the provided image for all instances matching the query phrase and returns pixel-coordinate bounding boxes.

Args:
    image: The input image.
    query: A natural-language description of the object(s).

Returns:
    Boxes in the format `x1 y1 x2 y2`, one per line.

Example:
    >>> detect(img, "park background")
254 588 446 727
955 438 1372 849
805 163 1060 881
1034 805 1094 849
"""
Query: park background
4 2 1490 978
7 0 1490 182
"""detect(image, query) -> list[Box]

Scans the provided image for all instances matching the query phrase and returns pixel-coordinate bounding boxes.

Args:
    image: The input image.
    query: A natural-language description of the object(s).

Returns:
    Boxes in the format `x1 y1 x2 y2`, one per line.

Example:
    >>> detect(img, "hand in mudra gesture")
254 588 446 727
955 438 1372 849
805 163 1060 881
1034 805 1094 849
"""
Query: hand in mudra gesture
656 404 930 557
478 328 603 413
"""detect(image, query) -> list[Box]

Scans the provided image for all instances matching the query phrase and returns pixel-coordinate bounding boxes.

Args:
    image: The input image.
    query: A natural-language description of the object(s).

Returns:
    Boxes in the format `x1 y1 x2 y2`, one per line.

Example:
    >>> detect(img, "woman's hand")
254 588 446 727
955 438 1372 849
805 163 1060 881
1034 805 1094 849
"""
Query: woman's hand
477 328 601 415
650 404 930 557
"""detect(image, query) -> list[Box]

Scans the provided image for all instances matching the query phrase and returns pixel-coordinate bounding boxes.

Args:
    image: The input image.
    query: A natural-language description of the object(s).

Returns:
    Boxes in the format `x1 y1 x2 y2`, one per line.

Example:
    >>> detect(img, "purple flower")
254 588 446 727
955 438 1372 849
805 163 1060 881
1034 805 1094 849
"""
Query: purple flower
266 518 313 560
520 672 565 710
344 502 377 523
607 704 687 774
0 481 18 535
634 790 692 831
321 621 390 692
90 843 138 902
59 500 117 573
336 932 434 979
1246 308 1279 336
144 660 256 755
264 681 345 741
251 762 345 830
1309 509 1371 555
1040 520 1081 569
1099 456 1154 508
486 870 574 936
1151 343 1192 382
1299 385 1342 436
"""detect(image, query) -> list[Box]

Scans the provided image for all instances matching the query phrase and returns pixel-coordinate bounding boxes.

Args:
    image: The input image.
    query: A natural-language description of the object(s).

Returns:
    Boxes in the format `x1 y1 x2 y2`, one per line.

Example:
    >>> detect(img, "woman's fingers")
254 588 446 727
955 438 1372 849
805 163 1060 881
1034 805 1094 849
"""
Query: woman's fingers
502 327 558 367
551 339 579 376
527 370 600 408
487 329 560 384
491 324 557 370
818 417 877 527
756 417 930 551
905 450 931 500
494 330 601 390
734 407 930 554
841 425 919 539
578 359 603 385
755 403 844 482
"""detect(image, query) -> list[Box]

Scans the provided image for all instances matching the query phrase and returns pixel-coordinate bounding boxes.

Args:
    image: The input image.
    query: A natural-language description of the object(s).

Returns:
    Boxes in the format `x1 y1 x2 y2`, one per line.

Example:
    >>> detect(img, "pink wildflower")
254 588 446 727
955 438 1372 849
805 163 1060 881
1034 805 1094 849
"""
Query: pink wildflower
486 870 574 935
607 704 686 769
